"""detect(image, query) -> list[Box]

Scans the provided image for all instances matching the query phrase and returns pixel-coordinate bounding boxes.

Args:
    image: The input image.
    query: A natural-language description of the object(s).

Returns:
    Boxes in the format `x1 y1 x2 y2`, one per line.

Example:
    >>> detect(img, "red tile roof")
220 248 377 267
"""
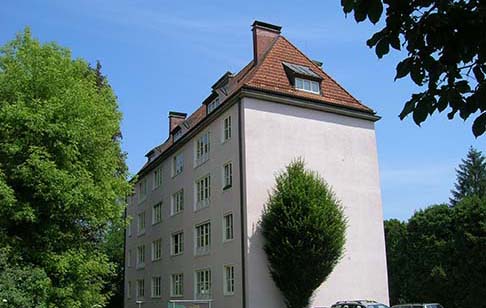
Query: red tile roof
138 27 374 175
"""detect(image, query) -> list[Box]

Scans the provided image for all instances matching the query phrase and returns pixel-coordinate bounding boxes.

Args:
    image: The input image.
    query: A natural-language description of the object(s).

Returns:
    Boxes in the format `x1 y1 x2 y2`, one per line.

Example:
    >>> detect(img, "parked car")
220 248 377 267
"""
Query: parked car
332 300 390 308
392 304 443 308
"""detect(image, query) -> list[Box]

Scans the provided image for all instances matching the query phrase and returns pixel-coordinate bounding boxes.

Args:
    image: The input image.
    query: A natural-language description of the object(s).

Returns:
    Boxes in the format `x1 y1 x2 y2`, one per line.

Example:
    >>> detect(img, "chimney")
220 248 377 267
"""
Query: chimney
252 20 281 64
168 111 187 134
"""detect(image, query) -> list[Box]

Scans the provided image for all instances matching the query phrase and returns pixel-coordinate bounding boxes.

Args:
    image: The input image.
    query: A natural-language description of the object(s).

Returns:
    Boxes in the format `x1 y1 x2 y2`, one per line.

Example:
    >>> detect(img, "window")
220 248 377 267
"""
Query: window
295 77 320 94
173 129 183 141
208 97 220 113
152 238 162 261
224 265 235 295
223 116 232 141
172 153 183 176
127 249 132 267
195 221 211 255
139 178 148 202
223 162 232 189
171 273 184 297
195 132 210 166
153 166 162 189
171 231 184 255
151 276 161 297
152 202 162 225
128 219 132 237
195 269 211 299
171 189 184 215
137 245 145 268
136 279 145 298
195 175 210 210
127 281 132 298
137 212 146 234
223 213 234 241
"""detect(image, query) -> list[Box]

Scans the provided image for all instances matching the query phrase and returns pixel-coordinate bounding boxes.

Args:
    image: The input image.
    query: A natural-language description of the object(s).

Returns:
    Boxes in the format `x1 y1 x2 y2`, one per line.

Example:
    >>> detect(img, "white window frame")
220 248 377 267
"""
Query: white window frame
222 115 232 142
153 166 162 189
138 178 148 203
127 219 132 237
207 97 220 113
194 268 212 299
151 276 162 298
136 279 145 298
223 162 233 190
195 221 211 256
223 213 234 242
136 245 145 268
152 202 162 225
223 265 235 295
137 212 146 235
171 273 184 297
195 174 210 211
127 249 132 268
171 231 184 256
172 153 183 177
171 189 184 216
194 132 210 167
152 238 162 261
295 77 320 94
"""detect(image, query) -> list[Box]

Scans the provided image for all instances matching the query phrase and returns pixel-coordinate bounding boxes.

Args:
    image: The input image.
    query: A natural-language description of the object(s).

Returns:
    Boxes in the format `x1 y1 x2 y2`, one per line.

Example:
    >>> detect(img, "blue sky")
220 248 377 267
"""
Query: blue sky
1 0 483 220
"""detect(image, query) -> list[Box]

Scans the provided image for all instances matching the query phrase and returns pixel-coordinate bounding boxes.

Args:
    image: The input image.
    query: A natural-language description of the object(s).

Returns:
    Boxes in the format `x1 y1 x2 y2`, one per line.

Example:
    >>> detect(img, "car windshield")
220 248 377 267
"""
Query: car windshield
368 305 390 308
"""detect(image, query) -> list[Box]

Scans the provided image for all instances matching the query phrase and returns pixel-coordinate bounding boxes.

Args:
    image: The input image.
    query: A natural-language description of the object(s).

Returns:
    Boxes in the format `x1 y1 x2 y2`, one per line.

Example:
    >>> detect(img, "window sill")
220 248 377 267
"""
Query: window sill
170 295 184 298
224 292 235 297
223 185 232 191
152 221 161 226
223 238 234 243
137 231 145 237
170 210 183 217
152 258 161 262
171 171 183 179
194 200 210 212
170 253 183 257
194 156 209 168
136 264 145 270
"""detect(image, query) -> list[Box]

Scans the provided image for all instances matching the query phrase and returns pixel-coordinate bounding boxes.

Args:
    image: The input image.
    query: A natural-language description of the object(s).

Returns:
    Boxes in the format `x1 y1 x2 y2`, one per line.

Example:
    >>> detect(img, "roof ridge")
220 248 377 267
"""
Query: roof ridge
279 36 372 112
241 35 281 85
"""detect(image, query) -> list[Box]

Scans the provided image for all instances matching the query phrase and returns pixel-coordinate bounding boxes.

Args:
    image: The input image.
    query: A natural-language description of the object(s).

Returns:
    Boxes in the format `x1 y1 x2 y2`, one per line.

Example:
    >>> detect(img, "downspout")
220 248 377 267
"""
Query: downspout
238 99 247 308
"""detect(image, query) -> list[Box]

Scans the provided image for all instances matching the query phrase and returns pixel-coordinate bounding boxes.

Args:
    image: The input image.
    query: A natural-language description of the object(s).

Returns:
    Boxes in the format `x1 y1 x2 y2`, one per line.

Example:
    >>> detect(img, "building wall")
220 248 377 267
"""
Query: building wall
241 97 389 308
125 103 243 308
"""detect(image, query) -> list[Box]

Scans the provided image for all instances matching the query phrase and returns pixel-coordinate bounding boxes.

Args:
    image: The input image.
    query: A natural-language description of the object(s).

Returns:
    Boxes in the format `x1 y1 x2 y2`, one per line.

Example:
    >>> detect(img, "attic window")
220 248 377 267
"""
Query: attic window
173 129 183 141
208 97 220 113
295 77 320 94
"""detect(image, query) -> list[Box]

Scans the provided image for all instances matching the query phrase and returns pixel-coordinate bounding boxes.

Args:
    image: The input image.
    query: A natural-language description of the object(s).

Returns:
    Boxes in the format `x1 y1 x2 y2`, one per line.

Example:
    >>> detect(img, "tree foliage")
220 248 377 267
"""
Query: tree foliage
450 146 486 205
341 0 486 136
260 159 347 308
385 199 486 308
0 29 131 307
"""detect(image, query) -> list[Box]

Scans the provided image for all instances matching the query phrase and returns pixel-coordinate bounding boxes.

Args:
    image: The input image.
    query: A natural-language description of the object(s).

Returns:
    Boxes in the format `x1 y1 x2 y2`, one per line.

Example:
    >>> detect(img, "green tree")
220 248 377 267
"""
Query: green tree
383 219 409 305
0 28 131 307
341 0 486 136
385 198 486 308
450 147 486 205
260 159 346 308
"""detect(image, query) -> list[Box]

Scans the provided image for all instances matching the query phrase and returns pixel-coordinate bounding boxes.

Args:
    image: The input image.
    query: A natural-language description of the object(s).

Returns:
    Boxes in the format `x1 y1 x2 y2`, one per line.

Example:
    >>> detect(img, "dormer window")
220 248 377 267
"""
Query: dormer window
282 62 322 95
207 97 220 113
295 77 320 94
173 128 183 142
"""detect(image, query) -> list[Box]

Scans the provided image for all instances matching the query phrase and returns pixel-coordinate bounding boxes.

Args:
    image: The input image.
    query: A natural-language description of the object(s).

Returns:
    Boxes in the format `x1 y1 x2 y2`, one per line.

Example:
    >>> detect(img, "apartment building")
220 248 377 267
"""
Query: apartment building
125 21 389 308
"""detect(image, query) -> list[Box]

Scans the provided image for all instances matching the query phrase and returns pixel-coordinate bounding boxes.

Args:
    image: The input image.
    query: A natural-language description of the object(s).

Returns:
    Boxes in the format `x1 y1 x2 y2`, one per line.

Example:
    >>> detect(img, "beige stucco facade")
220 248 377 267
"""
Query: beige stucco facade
125 93 389 308
241 96 389 308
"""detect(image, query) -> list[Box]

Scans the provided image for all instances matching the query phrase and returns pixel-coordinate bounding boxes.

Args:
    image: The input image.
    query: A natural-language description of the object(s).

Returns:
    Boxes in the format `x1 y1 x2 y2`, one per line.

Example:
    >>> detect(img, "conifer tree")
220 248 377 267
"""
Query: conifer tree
450 147 486 205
